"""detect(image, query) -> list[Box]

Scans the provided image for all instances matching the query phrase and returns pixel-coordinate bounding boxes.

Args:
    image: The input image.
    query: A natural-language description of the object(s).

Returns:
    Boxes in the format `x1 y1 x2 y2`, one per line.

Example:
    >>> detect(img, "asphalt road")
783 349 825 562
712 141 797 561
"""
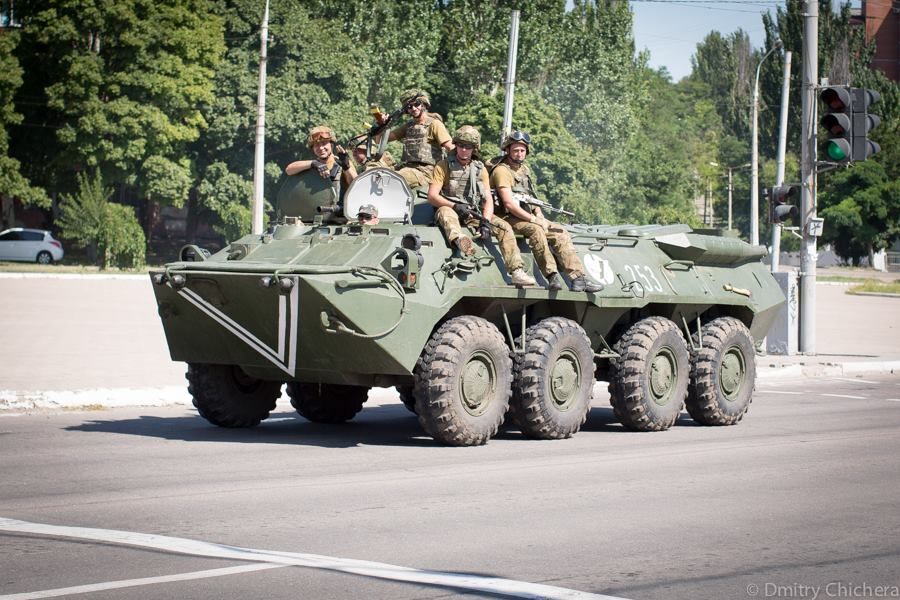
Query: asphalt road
2 374 898 600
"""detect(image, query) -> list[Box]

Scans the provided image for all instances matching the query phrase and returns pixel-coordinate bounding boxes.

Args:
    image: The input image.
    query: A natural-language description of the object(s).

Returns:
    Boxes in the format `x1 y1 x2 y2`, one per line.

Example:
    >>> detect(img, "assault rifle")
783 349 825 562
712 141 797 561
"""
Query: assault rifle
416 190 494 241
494 190 575 218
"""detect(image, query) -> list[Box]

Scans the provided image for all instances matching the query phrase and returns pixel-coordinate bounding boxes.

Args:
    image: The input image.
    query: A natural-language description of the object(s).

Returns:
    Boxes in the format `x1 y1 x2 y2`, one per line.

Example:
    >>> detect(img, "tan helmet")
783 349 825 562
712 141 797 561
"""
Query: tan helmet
399 88 430 109
501 129 532 154
307 125 336 148
453 125 481 152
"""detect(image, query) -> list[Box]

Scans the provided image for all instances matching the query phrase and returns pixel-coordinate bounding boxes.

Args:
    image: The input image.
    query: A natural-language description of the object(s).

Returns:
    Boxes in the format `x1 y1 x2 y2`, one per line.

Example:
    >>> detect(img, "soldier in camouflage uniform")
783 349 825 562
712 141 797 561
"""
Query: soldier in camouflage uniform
491 130 603 293
285 125 357 195
352 139 395 172
383 89 454 188
427 126 536 287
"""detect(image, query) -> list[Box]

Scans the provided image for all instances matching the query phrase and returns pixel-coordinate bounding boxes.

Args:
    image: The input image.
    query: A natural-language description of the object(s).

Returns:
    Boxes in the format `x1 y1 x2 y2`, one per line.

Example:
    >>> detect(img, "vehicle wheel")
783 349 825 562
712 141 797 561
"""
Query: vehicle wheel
287 382 368 423
686 317 756 425
396 385 417 414
608 316 689 431
413 316 512 446
186 363 281 428
510 317 594 439
36 251 53 265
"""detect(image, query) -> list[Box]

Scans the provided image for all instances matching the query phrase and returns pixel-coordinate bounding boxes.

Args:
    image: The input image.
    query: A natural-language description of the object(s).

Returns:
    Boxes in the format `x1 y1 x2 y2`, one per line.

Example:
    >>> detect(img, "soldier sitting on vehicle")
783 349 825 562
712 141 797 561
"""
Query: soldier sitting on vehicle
285 125 358 192
491 130 603 293
427 125 537 288
377 88 454 189
352 139 395 173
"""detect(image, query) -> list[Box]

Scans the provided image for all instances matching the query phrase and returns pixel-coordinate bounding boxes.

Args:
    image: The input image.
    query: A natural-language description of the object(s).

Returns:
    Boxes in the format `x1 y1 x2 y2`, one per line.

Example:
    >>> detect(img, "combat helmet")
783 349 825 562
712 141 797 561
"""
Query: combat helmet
307 125 336 148
501 130 532 155
399 88 430 109
453 125 481 153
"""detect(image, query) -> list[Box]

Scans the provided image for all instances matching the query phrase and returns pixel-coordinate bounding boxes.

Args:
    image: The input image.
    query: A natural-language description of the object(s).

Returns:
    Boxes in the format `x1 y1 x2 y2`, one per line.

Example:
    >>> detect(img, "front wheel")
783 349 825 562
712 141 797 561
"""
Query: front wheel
187 363 281 428
414 316 512 446
510 317 594 439
687 317 756 425
287 383 368 423
608 317 689 431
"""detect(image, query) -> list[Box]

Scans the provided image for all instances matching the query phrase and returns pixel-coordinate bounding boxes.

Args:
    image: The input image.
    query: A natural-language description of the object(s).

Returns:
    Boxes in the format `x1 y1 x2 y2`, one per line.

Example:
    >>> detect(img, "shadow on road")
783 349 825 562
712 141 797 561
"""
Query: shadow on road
65 404 640 447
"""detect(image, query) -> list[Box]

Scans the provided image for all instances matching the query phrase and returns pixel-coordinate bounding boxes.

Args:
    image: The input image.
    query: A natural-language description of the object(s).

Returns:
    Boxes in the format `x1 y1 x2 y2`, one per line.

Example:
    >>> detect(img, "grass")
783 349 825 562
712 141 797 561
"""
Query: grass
0 261 155 274
818 275 863 283
848 280 900 295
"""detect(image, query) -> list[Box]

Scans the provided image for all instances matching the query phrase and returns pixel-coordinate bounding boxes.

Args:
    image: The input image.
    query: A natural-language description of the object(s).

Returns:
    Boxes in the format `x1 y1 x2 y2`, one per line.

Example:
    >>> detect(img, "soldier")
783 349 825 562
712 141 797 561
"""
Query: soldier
356 203 379 226
381 89 454 189
285 125 357 191
427 126 536 288
352 139 395 172
491 130 603 293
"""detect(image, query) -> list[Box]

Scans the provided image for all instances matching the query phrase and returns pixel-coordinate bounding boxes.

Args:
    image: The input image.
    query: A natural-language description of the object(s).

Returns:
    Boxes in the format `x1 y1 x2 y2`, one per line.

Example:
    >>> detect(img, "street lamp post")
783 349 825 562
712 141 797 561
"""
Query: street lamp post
750 39 783 246
710 162 751 231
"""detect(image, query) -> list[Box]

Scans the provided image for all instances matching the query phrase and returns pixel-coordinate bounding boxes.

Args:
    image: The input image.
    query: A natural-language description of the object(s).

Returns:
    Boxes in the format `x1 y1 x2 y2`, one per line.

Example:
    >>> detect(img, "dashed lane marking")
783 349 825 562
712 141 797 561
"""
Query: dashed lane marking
0 518 625 600
826 377 880 384
757 391 804 395
0 564 286 599
821 393 867 400
887 399 900 402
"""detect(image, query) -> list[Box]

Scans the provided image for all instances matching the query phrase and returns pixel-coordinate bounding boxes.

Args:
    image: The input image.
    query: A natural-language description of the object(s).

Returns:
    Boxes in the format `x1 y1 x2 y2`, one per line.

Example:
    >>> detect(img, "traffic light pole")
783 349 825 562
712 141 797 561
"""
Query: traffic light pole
770 50 792 273
800 1 818 354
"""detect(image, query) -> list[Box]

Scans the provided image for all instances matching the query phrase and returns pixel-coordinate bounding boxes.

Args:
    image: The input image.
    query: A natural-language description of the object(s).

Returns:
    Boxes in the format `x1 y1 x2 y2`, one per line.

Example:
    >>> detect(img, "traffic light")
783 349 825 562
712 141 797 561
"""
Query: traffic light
819 86 852 163
850 87 881 161
767 185 799 225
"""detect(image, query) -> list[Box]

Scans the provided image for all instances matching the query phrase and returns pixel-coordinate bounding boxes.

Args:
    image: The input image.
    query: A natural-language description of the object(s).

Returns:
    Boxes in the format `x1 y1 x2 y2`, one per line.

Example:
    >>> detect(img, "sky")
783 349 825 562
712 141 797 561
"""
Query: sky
630 0 859 82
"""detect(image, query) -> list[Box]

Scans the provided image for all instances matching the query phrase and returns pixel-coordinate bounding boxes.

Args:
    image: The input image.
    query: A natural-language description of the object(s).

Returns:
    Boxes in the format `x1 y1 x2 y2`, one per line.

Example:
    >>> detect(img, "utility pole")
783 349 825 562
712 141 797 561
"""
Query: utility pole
800 2 818 353
750 39 782 246
501 10 520 144
251 0 269 235
771 50 792 273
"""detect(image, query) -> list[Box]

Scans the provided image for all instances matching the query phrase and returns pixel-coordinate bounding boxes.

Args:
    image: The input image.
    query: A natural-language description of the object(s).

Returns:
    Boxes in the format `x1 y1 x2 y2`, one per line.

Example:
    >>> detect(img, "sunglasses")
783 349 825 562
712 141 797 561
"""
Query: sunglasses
407 100 423 110
456 142 475 150
507 130 531 144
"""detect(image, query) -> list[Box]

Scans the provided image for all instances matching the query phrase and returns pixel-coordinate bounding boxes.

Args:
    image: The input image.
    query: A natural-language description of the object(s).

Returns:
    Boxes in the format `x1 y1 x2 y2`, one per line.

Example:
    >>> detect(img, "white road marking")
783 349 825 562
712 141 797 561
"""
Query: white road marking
821 393 867 400
758 391 804 395
827 377 879 384
0 518 625 600
0 564 286 599
886 399 900 402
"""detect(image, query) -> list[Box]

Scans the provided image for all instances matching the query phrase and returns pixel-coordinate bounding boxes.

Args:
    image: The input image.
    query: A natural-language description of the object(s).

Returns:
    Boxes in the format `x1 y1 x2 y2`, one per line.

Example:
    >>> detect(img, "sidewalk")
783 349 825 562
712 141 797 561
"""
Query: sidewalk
0 269 896 411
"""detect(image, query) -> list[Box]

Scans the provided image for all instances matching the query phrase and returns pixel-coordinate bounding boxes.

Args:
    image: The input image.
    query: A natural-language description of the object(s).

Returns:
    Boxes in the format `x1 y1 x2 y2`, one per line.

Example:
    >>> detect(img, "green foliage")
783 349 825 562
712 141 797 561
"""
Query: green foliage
197 161 252 241
57 170 146 269
819 161 900 263
0 31 48 208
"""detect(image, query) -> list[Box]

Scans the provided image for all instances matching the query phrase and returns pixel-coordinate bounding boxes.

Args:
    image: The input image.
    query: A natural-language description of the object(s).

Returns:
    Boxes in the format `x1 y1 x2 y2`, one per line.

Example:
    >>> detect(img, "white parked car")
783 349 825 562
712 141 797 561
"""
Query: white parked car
0 228 64 264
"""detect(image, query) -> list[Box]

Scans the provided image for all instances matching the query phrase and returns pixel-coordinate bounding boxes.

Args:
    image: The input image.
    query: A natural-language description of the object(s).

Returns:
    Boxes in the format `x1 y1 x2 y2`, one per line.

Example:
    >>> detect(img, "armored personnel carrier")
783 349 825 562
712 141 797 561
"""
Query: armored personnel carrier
151 161 783 446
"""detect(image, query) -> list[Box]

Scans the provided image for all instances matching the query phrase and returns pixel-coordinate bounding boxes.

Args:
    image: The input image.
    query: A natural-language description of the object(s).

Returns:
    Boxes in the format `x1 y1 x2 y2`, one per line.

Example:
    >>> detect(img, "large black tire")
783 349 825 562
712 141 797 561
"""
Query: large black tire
186 363 281 428
510 317 594 439
287 382 368 423
608 317 689 432
413 316 512 446
396 385 417 414
687 317 756 425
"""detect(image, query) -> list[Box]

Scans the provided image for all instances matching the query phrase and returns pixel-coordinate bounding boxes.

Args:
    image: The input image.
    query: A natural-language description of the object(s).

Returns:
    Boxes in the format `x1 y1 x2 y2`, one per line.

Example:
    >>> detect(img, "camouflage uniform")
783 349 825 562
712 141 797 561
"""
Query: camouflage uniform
491 161 584 278
432 155 524 271
390 89 451 188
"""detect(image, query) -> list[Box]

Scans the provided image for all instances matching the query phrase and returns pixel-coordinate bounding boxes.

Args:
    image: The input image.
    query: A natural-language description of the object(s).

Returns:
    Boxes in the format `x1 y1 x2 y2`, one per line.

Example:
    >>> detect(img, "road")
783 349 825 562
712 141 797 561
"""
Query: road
2 374 898 600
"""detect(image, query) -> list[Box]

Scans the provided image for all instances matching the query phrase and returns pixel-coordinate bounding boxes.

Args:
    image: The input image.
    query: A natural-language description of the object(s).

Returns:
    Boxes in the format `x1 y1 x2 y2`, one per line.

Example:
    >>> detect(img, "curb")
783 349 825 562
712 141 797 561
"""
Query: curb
0 272 147 281
758 360 900 380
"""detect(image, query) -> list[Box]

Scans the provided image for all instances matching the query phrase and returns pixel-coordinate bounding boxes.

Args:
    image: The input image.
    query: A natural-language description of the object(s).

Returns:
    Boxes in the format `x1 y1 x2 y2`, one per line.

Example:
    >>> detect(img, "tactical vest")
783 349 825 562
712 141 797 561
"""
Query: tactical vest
444 155 483 207
401 115 444 166
494 161 538 214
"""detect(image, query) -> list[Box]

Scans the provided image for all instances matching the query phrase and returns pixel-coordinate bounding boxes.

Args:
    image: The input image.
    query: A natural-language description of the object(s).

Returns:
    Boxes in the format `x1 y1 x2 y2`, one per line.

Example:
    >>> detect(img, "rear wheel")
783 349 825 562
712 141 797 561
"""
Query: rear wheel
396 385 417 414
414 316 512 446
36 251 52 265
187 363 281 428
287 382 368 423
608 317 689 431
687 317 756 425
510 317 594 439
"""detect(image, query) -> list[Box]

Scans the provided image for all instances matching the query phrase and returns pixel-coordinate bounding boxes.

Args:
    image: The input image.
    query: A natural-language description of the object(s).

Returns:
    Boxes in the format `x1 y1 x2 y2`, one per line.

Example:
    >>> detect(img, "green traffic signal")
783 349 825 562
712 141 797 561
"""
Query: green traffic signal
825 140 849 161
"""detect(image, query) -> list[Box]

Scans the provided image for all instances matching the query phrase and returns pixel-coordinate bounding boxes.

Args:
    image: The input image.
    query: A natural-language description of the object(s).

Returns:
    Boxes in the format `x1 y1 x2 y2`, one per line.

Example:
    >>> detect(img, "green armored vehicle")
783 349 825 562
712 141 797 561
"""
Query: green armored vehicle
151 160 784 446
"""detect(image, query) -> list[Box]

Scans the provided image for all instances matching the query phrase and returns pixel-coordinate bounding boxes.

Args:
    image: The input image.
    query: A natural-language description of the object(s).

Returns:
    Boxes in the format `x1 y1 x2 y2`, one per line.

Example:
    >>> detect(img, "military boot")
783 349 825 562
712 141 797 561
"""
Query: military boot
546 272 564 291
509 268 537 287
455 236 476 256
570 274 603 293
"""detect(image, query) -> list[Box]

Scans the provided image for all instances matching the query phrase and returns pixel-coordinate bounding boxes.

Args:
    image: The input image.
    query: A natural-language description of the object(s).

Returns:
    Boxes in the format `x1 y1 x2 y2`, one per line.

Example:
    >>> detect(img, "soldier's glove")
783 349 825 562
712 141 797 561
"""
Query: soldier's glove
454 203 477 222
479 222 492 242
313 160 330 179
336 149 351 170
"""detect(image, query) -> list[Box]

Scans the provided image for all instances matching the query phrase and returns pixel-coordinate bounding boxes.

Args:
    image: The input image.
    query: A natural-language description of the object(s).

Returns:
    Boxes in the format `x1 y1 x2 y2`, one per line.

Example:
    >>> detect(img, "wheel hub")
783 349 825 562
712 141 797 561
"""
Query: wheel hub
460 352 496 416
549 351 580 409
719 347 746 400
649 349 675 405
